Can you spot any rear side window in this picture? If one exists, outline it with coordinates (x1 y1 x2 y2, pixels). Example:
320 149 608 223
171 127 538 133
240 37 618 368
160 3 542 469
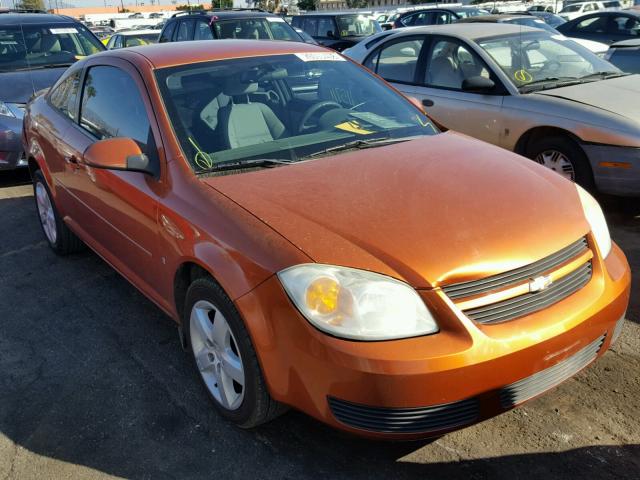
317 18 336 38
195 20 213 40
49 70 82 120
79 66 155 159
369 38 424 84
609 16 640 35
176 20 196 41
159 21 176 42
301 17 318 36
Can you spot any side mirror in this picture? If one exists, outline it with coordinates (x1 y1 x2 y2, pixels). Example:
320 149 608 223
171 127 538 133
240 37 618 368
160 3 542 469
83 137 155 175
461 76 496 93
406 95 426 113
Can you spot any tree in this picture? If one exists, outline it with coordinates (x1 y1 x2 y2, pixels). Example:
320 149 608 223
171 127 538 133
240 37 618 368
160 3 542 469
296 0 316 10
15 0 45 10
210 0 233 8
345 0 367 7
176 3 205 10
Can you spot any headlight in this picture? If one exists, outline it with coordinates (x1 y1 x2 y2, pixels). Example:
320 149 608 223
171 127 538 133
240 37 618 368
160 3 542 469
576 184 611 258
0 101 15 118
278 264 438 341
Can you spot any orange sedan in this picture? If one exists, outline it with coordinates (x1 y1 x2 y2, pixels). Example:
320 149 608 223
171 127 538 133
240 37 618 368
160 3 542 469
23 40 630 439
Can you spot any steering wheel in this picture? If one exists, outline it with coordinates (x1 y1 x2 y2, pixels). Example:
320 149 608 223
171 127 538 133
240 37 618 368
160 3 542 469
299 101 343 133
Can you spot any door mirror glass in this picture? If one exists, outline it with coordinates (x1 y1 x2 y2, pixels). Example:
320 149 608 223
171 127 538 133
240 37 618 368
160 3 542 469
461 76 496 93
83 137 153 175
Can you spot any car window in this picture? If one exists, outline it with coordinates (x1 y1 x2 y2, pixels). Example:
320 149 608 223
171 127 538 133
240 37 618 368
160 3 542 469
336 15 379 36
176 19 195 41
574 15 607 32
301 18 318 36
434 12 451 25
317 18 336 38
105 35 116 49
403 12 433 26
49 70 81 120
80 66 156 160
195 20 214 40
369 37 424 84
213 18 299 41
609 16 640 36
124 33 159 47
608 48 640 72
425 39 491 90
114 35 123 48
159 21 176 42
561 4 582 12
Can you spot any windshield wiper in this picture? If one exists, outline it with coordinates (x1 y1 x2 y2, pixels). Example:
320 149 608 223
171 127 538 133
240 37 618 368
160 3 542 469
518 77 582 93
578 71 630 81
198 158 295 174
306 136 421 158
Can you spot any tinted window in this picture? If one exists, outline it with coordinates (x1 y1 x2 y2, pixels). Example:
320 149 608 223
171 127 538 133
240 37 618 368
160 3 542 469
80 66 154 158
159 21 176 42
317 18 336 38
574 16 608 32
302 18 318 36
176 19 195 41
195 20 213 40
372 38 424 84
213 18 298 41
49 70 81 120
425 39 491 90
609 16 640 36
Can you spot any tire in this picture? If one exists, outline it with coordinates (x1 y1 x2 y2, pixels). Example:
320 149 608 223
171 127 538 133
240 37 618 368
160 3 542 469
184 277 286 428
33 170 84 255
526 135 594 190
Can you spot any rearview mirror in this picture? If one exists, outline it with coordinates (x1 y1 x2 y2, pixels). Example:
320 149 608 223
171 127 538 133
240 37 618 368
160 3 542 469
83 137 155 175
461 76 496 93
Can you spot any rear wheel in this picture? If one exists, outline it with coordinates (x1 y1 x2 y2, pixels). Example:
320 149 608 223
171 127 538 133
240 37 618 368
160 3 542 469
527 136 594 189
33 170 84 255
184 277 286 428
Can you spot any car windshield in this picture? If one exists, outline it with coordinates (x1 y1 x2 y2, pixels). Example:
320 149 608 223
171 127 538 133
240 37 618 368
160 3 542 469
560 4 582 13
156 53 438 173
0 23 103 71
212 17 299 41
507 18 557 33
477 31 621 92
455 9 488 18
336 15 379 37
124 33 159 46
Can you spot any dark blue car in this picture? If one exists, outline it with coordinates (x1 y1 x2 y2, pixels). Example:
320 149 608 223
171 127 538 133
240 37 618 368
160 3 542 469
0 12 104 170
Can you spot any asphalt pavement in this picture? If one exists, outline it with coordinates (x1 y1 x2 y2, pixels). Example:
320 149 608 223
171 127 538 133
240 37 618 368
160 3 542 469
0 169 638 480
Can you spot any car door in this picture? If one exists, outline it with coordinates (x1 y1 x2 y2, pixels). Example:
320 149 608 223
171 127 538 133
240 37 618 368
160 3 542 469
60 58 166 291
606 14 640 43
408 36 504 145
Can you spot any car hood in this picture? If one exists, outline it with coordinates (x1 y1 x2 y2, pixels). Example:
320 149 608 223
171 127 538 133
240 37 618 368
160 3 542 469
0 67 68 103
202 132 589 289
535 75 640 121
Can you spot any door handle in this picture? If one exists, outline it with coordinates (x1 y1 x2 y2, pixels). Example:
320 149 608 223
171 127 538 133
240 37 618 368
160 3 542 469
422 98 435 107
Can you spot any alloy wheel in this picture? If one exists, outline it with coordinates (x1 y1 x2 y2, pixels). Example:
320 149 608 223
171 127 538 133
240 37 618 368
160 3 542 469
190 300 245 411
534 149 575 181
35 182 57 244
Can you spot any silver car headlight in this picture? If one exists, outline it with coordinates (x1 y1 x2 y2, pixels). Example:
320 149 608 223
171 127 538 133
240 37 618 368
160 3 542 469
576 184 611 258
0 101 16 118
278 264 438 341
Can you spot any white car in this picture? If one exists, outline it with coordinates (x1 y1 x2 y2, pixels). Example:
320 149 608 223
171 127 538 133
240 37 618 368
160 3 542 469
105 29 161 49
558 1 621 21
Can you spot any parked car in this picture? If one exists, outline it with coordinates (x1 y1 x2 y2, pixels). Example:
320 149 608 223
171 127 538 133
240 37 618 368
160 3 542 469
344 23 640 195
530 11 568 28
528 5 555 13
290 13 381 51
557 10 640 44
458 14 608 55
392 6 488 28
604 38 640 72
0 12 104 171
159 10 306 43
23 39 630 439
105 29 160 49
558 1 621 21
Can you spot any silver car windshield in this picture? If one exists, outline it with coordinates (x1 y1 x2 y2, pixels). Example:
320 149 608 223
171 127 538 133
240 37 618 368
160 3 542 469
477 32 621 92
156 53 438 173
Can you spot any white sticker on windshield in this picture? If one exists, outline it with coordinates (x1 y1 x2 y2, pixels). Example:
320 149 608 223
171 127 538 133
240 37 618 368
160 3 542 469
266 16 286 22
50 28 78 34
294 52 345 62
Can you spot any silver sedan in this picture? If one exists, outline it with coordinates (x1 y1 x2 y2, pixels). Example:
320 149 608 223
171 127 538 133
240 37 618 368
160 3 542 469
344 24 640 196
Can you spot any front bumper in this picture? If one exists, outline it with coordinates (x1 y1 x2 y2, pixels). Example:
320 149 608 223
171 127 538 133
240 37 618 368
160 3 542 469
584 144 640 196
0 114 26 171
235 242 630 440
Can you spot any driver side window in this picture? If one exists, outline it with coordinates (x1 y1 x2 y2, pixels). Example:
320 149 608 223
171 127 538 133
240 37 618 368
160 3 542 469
424 39 491 90
369 37 424 84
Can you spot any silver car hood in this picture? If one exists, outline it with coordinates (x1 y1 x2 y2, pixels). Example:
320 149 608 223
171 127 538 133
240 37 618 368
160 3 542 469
535 75 640 121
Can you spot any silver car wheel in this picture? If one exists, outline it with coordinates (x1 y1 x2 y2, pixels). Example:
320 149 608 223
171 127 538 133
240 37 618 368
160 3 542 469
190 300 245 411
534 149 575 181
35 182 57 244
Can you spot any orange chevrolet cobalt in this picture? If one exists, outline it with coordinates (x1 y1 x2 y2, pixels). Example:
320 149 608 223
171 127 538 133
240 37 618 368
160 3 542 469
23 40 630 439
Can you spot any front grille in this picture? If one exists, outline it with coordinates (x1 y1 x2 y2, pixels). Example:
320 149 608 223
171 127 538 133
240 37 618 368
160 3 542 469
465 261 592 324
328 396 479 434
500 334 605 408
443 237 588 300
443 237 592 325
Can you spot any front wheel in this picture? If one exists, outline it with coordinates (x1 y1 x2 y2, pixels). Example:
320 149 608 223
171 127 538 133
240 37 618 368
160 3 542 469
527 136 594 189
184 278 286 428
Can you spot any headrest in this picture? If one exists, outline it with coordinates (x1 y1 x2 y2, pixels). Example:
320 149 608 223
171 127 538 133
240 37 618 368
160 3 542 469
224 80 258 96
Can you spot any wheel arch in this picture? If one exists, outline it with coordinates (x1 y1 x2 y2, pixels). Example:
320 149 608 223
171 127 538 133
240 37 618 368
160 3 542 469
514 126 584 157
173 260 218 323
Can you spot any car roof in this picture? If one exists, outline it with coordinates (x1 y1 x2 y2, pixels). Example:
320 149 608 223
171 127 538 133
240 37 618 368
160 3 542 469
0 13 77 25
170 10 278 19
107 39 329 69
400 6 483 14
380 23 541 41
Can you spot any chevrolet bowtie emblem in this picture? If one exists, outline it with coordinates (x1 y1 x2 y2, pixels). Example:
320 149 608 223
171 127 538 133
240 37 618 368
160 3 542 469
529 275 553 293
